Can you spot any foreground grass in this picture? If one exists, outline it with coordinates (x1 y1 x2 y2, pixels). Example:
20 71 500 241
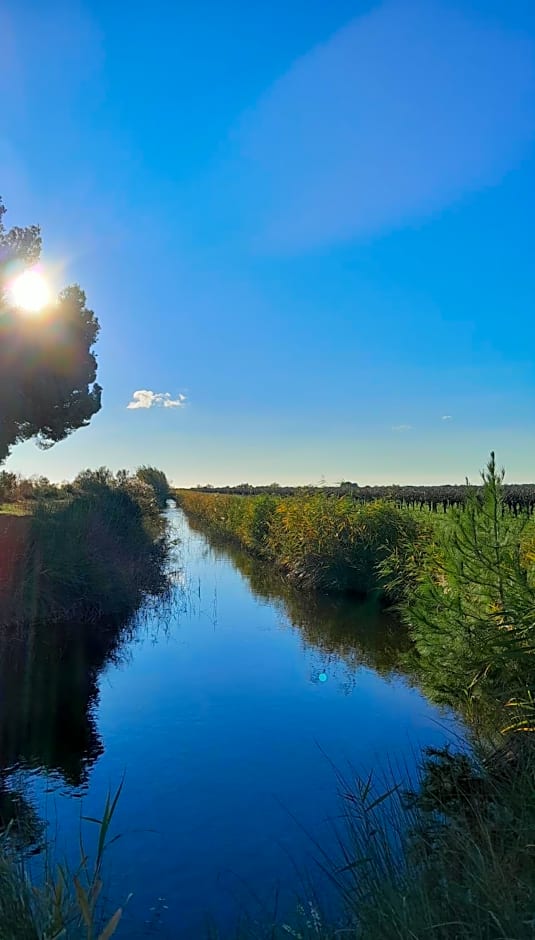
0 787 124 940
237 740 534 940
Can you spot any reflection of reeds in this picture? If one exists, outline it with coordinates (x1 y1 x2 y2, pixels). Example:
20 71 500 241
189 516 411 681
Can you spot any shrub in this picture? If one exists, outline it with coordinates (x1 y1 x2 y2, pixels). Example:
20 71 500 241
2 480 168 626
135 466 171 510
0 471 17 503
267 496 419 595
403 453 535 726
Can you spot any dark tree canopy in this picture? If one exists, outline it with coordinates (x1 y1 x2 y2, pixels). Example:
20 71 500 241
0 199 102 462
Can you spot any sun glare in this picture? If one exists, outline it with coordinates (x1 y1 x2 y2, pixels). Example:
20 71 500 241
9 269 51 314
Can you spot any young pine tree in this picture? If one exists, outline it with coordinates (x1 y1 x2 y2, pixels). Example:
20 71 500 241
406 453 535 727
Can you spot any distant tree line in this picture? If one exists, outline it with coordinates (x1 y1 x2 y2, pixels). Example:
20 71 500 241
189 481 535 515
1 466 171 510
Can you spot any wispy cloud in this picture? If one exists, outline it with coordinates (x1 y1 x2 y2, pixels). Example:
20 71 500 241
392 424 412 432
127 390 187 410
230 0 535 251
441 415 453 421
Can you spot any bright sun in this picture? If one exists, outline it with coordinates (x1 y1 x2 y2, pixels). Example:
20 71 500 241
9 269 51 314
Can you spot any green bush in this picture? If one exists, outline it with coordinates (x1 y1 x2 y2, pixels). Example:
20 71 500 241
401 454 535 727
135 466 171 510
0 471 17 503
1 471 169 627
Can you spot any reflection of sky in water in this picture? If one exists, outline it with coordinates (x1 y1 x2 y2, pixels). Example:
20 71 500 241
2 508 463 938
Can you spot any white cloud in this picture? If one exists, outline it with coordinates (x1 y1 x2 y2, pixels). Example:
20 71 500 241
392 424 412 432
162 394 187 408
127 390 187 410
441 415 453 421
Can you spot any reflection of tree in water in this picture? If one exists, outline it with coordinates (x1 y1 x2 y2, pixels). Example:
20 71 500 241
0 616 126 853
0 785 45 854
190 519 411 684
0 596 174 853
0 618 124 787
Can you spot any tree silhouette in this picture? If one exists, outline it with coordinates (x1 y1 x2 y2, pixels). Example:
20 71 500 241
0 199 101 462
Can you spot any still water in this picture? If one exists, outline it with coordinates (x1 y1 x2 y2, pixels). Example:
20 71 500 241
1 506 460 936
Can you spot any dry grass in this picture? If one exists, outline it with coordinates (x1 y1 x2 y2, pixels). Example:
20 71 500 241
0 502 33 516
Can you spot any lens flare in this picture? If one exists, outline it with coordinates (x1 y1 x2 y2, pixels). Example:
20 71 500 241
9 269 51 314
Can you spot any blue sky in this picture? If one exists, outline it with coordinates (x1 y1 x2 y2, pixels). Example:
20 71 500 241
2 0 534 485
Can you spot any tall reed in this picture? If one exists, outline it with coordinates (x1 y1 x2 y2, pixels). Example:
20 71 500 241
0 785 125 939
177 491 421 598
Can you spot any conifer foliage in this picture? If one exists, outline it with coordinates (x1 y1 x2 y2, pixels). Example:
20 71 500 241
407 453 535 726
0 198 102 462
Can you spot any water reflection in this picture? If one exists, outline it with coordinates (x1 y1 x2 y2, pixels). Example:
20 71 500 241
0 616 148 798
0 515 410 802
189 518 411 680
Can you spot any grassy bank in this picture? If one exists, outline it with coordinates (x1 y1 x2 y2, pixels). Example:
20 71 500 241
0 467 171 626
178 464 535 724
188 481 535 515
176 489 424 598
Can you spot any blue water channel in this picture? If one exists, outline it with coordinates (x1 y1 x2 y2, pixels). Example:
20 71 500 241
2 506 461 937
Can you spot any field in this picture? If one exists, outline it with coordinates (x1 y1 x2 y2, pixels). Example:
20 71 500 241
190 481 535 515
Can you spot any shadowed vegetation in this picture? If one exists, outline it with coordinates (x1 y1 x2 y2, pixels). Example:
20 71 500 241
0 467 171 627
